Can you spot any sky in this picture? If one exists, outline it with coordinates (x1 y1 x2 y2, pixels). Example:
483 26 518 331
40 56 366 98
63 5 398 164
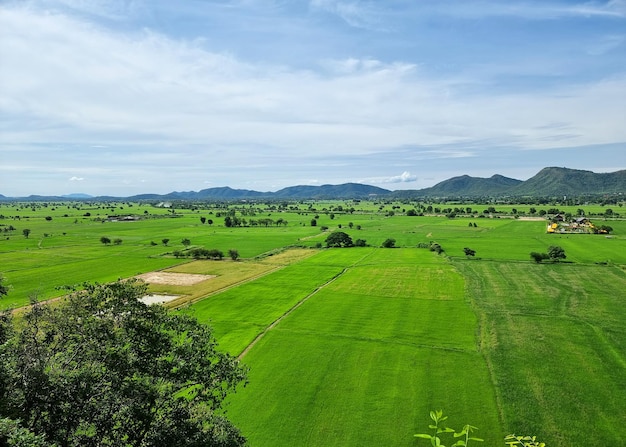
1 0 625 197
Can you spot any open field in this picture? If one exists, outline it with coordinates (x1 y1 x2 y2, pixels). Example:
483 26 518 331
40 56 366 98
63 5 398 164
1 200 625 446
209 248 501 446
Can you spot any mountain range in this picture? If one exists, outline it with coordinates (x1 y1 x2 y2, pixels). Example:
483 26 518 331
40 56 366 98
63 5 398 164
2 167 625 201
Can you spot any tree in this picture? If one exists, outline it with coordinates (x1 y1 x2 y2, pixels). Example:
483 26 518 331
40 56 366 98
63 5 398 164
200 217 206 224
463 247 476 257
381 238 396 248
162 238 170 246
0 280 247 447
100 236 111 245
0 274 9 298
228 249 240 261
530 252 549 263
325 231 353 247
181 238 191 247
22 229 31 238
310 218 317 227
547 245 566 262
354 238 367 247
113 238 122 245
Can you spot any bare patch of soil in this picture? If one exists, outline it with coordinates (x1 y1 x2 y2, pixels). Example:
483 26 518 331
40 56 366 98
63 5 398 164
140 294 181 305
136 271 215 286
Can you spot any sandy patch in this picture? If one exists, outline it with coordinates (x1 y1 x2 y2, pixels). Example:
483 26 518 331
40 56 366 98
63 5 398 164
140 294 181 305
136 271 215 286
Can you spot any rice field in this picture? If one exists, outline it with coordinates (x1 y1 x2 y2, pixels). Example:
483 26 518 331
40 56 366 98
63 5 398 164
1 199 625 446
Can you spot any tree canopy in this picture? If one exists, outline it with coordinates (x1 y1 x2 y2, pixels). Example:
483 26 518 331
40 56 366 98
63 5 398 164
0 280 247 447
325 231 353 247
547 245 566 262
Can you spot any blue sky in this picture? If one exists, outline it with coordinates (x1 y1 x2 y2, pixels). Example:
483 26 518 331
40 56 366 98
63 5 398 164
1 0 625 196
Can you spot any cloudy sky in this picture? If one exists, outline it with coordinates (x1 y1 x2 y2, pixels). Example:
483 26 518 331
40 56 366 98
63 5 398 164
1 0 625 196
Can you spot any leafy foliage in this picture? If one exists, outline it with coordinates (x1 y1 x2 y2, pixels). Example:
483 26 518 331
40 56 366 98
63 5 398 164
547 245 566 262
325 231 353 247
414 410 483 447
463 247 476 257
504 434 546 447
0 280 247 447
0 275 9 298
381 238 396 248
529 252 549 263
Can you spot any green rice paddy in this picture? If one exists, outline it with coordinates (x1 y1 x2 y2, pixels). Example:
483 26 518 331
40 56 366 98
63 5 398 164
1 199 625 446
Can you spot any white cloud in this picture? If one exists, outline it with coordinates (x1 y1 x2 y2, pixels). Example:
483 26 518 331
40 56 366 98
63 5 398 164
1 2 625 196
384 171 418 184
309 0 385 30
69 176 85 181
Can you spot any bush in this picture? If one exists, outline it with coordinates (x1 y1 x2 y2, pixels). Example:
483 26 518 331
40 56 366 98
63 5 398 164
381 238 396 248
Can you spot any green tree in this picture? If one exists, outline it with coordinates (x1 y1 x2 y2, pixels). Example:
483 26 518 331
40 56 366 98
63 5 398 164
381 238 396 248
0 274 9 298
0 280 247 447
162 238 170 246
181 238 191 247
100 236 111 245
354 238 367 247
530 252 549 263
310 218 317 227
325 231 353 247
228 249 240 261
113 238 122 245
22 229 31 238
547 245 566 262
463 247 476 257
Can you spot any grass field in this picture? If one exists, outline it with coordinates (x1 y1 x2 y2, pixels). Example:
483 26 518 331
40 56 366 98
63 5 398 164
1 199 625 446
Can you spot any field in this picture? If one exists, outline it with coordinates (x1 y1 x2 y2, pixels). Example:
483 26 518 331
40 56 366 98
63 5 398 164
1 199 625 446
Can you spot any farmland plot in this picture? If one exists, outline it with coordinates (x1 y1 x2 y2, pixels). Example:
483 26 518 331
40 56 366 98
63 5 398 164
224 248 502 446
454 260 626 447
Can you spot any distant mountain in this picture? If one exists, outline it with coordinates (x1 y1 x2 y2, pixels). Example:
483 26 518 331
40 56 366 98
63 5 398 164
509 167 626 196
62 193 93 199
273 183 390 199
405 174 522 197
128 187 265 201
2 168 624 201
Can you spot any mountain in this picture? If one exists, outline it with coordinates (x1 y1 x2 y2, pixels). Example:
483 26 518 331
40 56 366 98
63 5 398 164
2 168 624 201
62 193 93 199
509 167 626 196
404 174 522 197
273 183 390 199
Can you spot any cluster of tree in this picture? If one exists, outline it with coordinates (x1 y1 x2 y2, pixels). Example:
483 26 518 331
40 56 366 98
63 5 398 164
100 236 123 245
324 232 368 248
185 248 225 260
0 280 247 447
530 245 566 263
417 241 445 254
225 216 288 228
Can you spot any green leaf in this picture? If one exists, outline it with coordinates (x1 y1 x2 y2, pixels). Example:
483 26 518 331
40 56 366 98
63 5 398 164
415 434 433 439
